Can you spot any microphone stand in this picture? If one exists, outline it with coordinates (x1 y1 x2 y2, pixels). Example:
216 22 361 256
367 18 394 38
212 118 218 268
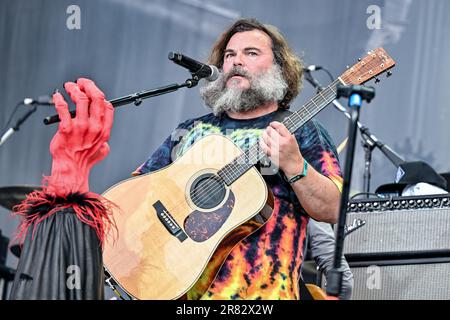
359 125 405 192
326 84 375 298
0 230 15 300
44 76 201 125
0 105 37 148
303 71 405 196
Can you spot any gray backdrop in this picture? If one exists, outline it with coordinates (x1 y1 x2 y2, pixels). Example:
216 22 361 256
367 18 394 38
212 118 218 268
1 0 449 297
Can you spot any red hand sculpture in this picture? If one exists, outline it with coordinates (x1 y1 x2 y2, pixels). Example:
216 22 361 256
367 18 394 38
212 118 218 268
46 78 114 196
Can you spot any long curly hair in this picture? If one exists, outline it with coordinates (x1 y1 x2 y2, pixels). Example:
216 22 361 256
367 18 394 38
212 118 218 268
207 18 303 109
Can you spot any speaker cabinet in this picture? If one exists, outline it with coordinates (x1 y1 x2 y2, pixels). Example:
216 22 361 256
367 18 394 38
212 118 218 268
344 194 450 300
349 261 450 300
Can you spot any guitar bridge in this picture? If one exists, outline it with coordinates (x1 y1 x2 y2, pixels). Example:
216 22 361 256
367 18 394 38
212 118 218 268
153 201 187 242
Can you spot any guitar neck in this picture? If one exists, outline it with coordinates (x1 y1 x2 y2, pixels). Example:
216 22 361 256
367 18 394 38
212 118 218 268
282 78 342 134
217 78 343 186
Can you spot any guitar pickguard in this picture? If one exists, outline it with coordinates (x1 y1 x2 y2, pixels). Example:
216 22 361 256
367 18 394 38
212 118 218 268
184 191 236 242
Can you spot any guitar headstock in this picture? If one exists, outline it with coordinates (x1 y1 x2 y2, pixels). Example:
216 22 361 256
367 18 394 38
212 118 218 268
340 48 395 85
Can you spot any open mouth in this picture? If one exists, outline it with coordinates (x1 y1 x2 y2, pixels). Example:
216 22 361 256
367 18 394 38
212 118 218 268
228 73 247 81
227 68 248 79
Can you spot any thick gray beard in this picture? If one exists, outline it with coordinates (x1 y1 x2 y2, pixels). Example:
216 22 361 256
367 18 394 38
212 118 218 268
200 64 288 116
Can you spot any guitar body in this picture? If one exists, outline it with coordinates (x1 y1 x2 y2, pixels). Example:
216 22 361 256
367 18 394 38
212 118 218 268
305 284 328 300
102 134 271 300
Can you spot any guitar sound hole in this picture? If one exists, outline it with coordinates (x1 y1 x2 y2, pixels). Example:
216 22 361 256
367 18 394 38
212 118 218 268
190 173 226 210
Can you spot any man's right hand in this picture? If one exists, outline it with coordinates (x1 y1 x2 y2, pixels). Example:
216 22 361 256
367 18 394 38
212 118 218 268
46 78 114 196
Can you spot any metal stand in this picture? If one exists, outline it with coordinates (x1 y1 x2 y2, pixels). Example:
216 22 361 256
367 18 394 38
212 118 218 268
326 84 375 297
359 125 406 194
44 77 201 125
0 230 14 300
104 268 132 300
0 266 14 300
362 137 375 195
0 106 37 148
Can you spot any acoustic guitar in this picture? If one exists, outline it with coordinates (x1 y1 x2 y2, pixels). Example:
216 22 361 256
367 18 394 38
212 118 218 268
102 47 395 300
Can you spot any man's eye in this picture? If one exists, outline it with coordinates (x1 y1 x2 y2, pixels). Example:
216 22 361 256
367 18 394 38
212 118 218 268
225 53 234 58
248 52 258 56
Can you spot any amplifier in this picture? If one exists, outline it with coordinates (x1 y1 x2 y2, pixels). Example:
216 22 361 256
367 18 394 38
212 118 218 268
349 262 450 300
343 193 450 299
344 193 450 258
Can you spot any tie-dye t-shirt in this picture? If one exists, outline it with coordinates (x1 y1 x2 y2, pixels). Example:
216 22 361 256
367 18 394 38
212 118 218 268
134 109 343 300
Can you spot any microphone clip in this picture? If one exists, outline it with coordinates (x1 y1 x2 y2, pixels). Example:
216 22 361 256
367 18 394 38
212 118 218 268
303 70 324 93
185 78 199 88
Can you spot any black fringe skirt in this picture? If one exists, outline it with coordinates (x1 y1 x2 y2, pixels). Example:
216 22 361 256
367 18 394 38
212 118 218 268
9 208 104 300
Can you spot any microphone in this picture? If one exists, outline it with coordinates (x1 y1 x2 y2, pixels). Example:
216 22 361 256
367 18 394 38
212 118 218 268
303 65 322 72
22 95 54 106
168 52 219 81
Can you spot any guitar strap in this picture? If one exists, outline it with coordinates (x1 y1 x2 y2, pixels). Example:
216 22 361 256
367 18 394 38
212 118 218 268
271 108 293 123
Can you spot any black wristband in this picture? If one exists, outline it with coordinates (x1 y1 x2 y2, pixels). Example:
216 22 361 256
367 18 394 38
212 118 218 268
285 160 308 184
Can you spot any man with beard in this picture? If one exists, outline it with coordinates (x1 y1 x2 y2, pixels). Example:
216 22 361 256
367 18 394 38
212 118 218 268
134 18 344 300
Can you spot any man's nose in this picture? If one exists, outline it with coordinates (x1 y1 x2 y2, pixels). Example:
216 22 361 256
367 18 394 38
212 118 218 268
232 52 244 66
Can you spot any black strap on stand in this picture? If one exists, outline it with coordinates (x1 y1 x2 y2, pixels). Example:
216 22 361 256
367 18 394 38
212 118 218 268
326 84 375 297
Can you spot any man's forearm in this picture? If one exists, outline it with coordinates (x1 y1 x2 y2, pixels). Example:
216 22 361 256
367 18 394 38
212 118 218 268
288 164 341 223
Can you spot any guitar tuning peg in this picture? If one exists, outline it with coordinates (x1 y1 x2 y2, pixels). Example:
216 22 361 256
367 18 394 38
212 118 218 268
386 71 392 77
358 58 362 62
346 65 350 69
374 77 380 84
